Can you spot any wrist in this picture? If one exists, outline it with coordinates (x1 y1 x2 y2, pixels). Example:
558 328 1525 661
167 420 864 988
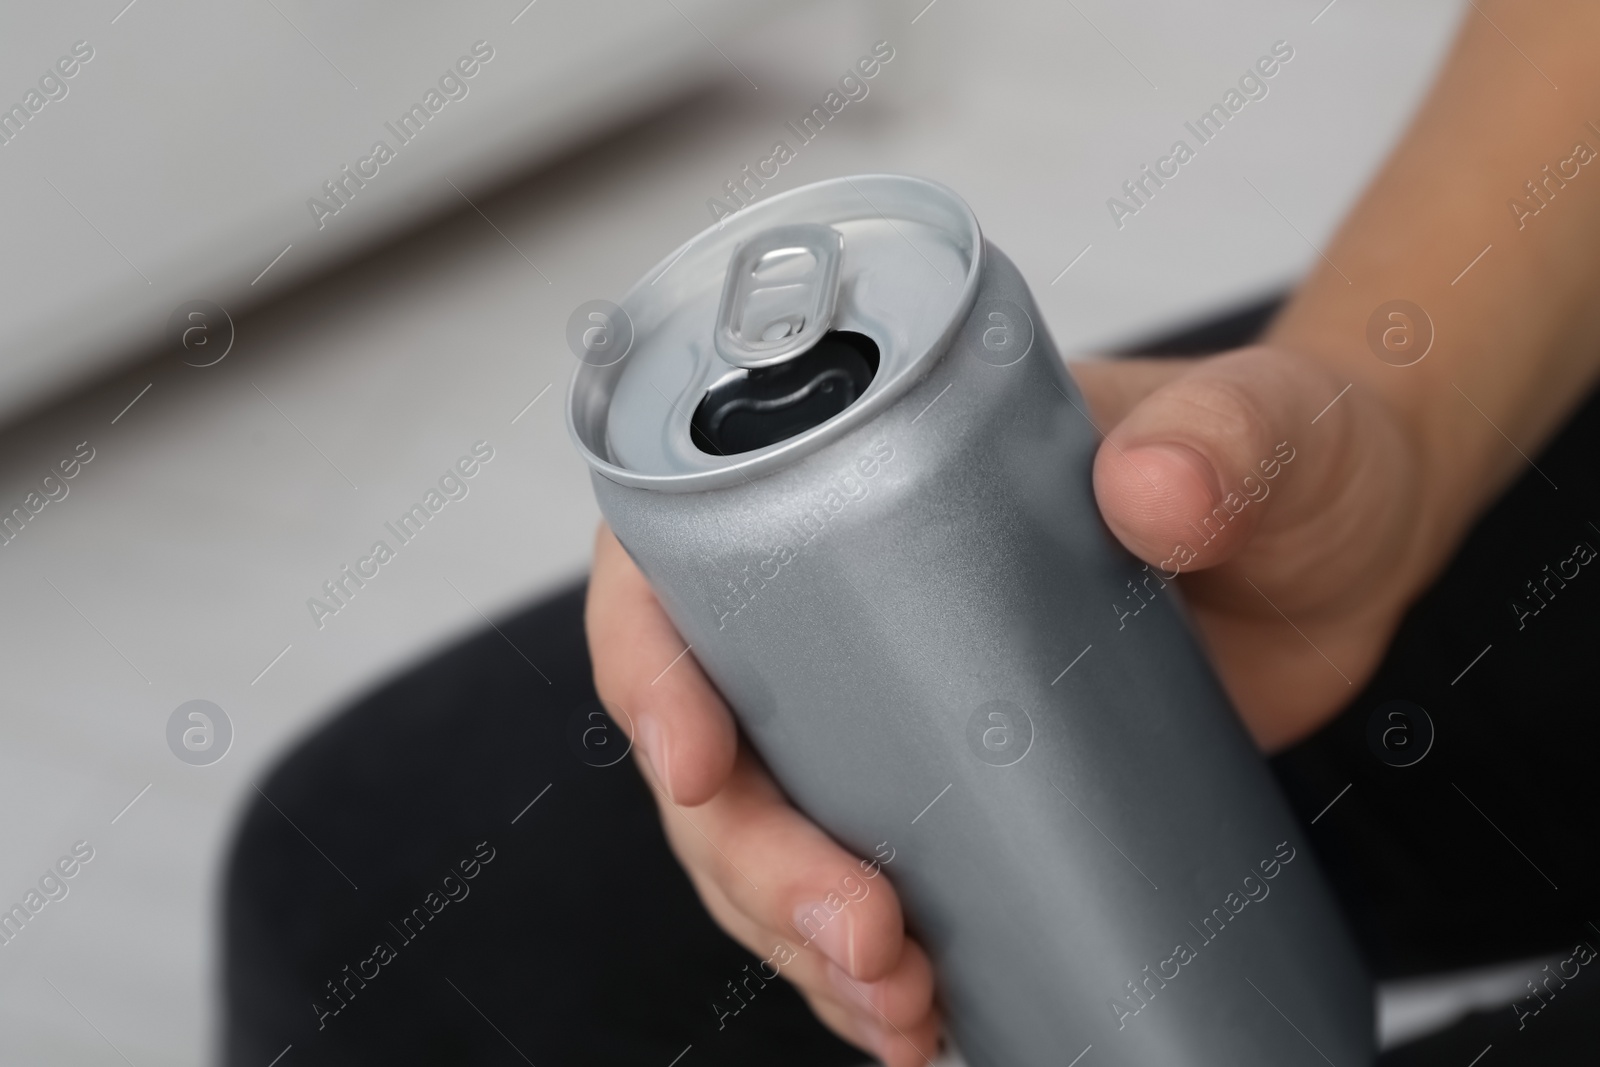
1259 0 1600 581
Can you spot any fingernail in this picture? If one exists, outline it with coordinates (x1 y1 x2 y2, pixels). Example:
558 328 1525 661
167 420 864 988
1124 442 1221 503
635 714 672 801
792 900 854 972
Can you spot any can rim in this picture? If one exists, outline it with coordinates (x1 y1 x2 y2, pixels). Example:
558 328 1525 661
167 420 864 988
566 173 984 492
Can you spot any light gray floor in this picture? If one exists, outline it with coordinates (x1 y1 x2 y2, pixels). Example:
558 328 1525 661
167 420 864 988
0 1 1472 1062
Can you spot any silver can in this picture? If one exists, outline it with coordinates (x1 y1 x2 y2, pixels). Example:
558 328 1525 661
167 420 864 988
567 175 1372 1066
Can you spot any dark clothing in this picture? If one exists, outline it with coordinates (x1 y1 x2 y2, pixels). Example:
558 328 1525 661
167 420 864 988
224 303 1600 1065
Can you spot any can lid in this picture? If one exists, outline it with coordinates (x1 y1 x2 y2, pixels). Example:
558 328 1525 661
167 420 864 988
567 174 983 491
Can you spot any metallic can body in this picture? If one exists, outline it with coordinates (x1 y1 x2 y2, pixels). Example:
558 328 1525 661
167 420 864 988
575 180 1373 1065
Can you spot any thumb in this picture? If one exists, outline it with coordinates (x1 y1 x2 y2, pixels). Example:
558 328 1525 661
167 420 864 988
1090 346 1351 575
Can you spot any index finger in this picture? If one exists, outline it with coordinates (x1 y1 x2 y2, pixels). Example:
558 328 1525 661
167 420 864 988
584 524 738 807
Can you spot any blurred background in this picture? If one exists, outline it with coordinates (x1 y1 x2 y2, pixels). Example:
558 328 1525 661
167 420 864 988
0 0 1489 1062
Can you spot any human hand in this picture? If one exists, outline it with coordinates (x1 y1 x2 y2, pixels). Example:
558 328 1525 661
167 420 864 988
586 525 941 1066
584 340 1439 1062
1078 342 1436 750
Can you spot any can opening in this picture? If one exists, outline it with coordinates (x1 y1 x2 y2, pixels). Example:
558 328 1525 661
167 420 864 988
690 331 879 456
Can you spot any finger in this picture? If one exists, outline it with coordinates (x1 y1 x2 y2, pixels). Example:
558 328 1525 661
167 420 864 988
655 766 940 1064
805 943 942 1067
677 848 937 1032
1068 356 1194 428
1089 346 1358 575
808 988 942 1067
584 524 737 806
657 746 910 984
692 883 942 1058
823 937 938 1035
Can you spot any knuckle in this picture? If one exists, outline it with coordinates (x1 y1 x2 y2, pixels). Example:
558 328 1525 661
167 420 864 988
1171 373 1271 443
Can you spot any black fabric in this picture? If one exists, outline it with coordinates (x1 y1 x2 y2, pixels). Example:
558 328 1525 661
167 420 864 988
223 300 1600 1065
222 585 862 1066
1380 972 1600 1067
1270 383 1600 977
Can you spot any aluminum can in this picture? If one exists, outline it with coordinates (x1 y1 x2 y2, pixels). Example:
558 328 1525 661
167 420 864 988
567 174 1372 1066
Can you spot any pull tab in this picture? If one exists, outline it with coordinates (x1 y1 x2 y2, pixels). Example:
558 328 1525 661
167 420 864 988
713 223 844 369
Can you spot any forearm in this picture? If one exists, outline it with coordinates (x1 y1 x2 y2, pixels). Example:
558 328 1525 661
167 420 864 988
1268 0 1600 562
